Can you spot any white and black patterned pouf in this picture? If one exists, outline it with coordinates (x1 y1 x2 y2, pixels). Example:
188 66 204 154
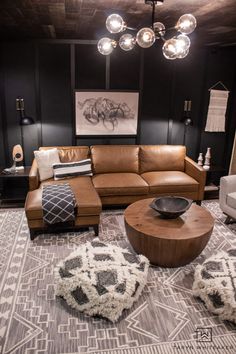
54 239 149 322
193 249 236 324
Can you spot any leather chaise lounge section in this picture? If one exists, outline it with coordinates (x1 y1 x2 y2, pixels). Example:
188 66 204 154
25 146 102 240
25 145 206 239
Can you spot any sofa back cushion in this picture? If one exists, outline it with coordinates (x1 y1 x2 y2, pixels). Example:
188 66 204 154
40 146 90 162
91 145 139 174
140 145 186 173
34 148 60 181
53 159 93 180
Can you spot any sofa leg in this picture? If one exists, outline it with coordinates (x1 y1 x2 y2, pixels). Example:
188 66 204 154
225 216 234 224
29 229 36 241
196 201 202 206
93 225 99 236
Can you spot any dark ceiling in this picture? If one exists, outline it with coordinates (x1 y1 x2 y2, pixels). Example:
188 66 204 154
0 0 236 46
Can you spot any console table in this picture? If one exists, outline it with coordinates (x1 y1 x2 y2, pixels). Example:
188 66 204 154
0 167 31 208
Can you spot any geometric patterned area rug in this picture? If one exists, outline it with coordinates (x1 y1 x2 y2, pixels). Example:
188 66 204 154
0 200 236 354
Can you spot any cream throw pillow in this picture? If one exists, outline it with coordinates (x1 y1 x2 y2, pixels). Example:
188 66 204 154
34 148 60 181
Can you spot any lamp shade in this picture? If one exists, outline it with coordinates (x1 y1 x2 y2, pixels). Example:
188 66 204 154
20 116 35 125
183 117 193 126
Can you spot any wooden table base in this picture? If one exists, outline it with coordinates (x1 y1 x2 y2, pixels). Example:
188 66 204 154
124 199 214 268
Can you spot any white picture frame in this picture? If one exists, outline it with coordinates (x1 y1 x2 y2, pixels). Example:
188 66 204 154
75 90 139 136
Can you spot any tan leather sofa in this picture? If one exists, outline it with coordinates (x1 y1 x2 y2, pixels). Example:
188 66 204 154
25 145 206 239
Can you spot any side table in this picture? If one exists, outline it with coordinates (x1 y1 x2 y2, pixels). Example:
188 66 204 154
0 167 31 208
204 165 226 199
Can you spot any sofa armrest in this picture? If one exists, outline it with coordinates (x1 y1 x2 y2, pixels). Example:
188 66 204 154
184 156 206 200
219 175 236 208
29 159 40 191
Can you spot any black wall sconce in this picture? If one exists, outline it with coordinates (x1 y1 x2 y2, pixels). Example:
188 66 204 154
16 97 35 165
181 99 193 145
16 97 34 125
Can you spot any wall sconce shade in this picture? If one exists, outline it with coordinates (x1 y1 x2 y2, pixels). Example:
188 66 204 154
182 99 192 145
182 99 193 125
16 97 35 125
183 117 193 126
16 96 35 166
20 116 35 125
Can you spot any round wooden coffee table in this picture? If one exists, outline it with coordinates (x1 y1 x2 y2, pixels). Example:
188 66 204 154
124 198 214 267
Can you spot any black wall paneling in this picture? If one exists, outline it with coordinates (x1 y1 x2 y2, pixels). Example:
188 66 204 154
2 42 38 166
75 44 106 89
70 44 76 145
109 46 141 145
225 73 236 170
199 47 236 169
171 47 207 158
140 44 172 145
106 55 110 90
75 43 107 146
39 43 72 147
0 60 7 166
110 47 140 90
0 107 6 167
136 49 144 145
34 43 42 148
0 40 236 173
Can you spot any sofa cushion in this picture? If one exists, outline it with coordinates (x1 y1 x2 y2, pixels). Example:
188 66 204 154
227 192 236 209
91 145 139 174
141 171 198 193
53 159 93 180
140 145 186 174
92 173 149 196
25 177 101 220
39 146 90 163
34 148 60 181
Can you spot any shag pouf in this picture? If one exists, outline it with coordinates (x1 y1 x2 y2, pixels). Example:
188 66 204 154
55 239 149 322
192 249 236 324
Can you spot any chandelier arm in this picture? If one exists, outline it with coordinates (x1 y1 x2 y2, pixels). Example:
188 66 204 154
154 26 178 40
165 26 178 31
126 26 137 31
151 1 156 28
158 35 166 42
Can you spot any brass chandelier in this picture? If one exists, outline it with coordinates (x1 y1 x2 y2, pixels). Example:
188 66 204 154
97 0 197 60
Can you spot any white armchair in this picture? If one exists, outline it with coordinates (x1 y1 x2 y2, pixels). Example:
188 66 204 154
219 175 236 223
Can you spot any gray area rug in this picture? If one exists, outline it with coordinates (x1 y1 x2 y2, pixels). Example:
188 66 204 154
0 201 236 354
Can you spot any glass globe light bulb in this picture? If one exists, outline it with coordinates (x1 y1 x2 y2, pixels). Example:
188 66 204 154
162 38 179 60
177 47 189 59
106 14 126 33
136 27 155 48
174 36 190 58
153 22 165 39
177 34 191 50
119 34 136 51
176 14 197 35
97 37 116 55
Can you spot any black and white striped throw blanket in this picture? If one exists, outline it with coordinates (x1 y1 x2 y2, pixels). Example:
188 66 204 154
42 184 76 225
